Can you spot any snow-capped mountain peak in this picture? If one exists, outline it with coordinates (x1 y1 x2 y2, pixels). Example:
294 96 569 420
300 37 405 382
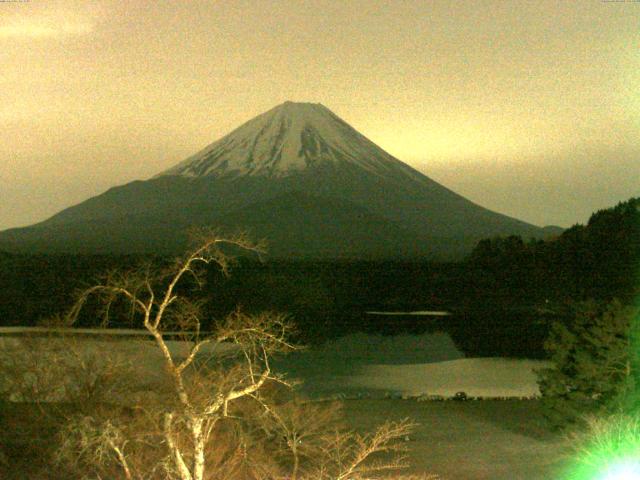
0 101 546 258
157 101 418 179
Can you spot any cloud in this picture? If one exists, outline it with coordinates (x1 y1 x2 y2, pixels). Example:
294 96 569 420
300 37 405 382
0 18 94 38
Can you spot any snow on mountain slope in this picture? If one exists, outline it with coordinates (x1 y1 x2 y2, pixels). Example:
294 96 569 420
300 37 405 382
157 101 424 182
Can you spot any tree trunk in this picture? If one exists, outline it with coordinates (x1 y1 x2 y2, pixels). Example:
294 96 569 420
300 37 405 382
164 413 193 480
191 416 206 480
291 442 299 480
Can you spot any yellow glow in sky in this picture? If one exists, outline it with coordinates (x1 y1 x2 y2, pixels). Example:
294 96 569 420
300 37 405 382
1 0 639 230
0 20 93 38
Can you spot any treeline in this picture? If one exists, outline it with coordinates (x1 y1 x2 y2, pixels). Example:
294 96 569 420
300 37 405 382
0 252 464 335
468 197 640 304
453 197 639 358
0 253 156 328
0 197 637 358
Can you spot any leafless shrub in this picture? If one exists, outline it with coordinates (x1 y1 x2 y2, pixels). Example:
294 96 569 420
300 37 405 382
307 418 439 480
0 331 140 412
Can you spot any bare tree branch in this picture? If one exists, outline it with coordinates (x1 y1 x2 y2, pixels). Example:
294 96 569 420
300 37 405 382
11 231 435 480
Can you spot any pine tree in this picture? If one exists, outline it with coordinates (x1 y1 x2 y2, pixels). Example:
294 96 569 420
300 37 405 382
537 299 640 428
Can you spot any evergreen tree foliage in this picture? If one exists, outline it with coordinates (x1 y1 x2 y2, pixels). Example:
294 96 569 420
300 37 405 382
537 299 640 428
468 196 640 302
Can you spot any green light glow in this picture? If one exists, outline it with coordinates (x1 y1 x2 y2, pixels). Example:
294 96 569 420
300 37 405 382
566 452 640 480
561 386 640 479
601 460 640 480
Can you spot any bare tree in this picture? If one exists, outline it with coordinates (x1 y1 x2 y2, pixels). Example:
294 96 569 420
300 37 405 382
256 398 439 480
18 231 439 480
57 232 297 480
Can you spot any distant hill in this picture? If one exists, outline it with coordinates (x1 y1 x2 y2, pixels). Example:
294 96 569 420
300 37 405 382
0 102 547 259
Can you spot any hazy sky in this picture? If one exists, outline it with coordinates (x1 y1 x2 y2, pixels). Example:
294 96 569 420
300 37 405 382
1 0 638 230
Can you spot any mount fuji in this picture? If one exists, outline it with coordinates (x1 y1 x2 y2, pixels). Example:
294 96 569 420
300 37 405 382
0 102 547 259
